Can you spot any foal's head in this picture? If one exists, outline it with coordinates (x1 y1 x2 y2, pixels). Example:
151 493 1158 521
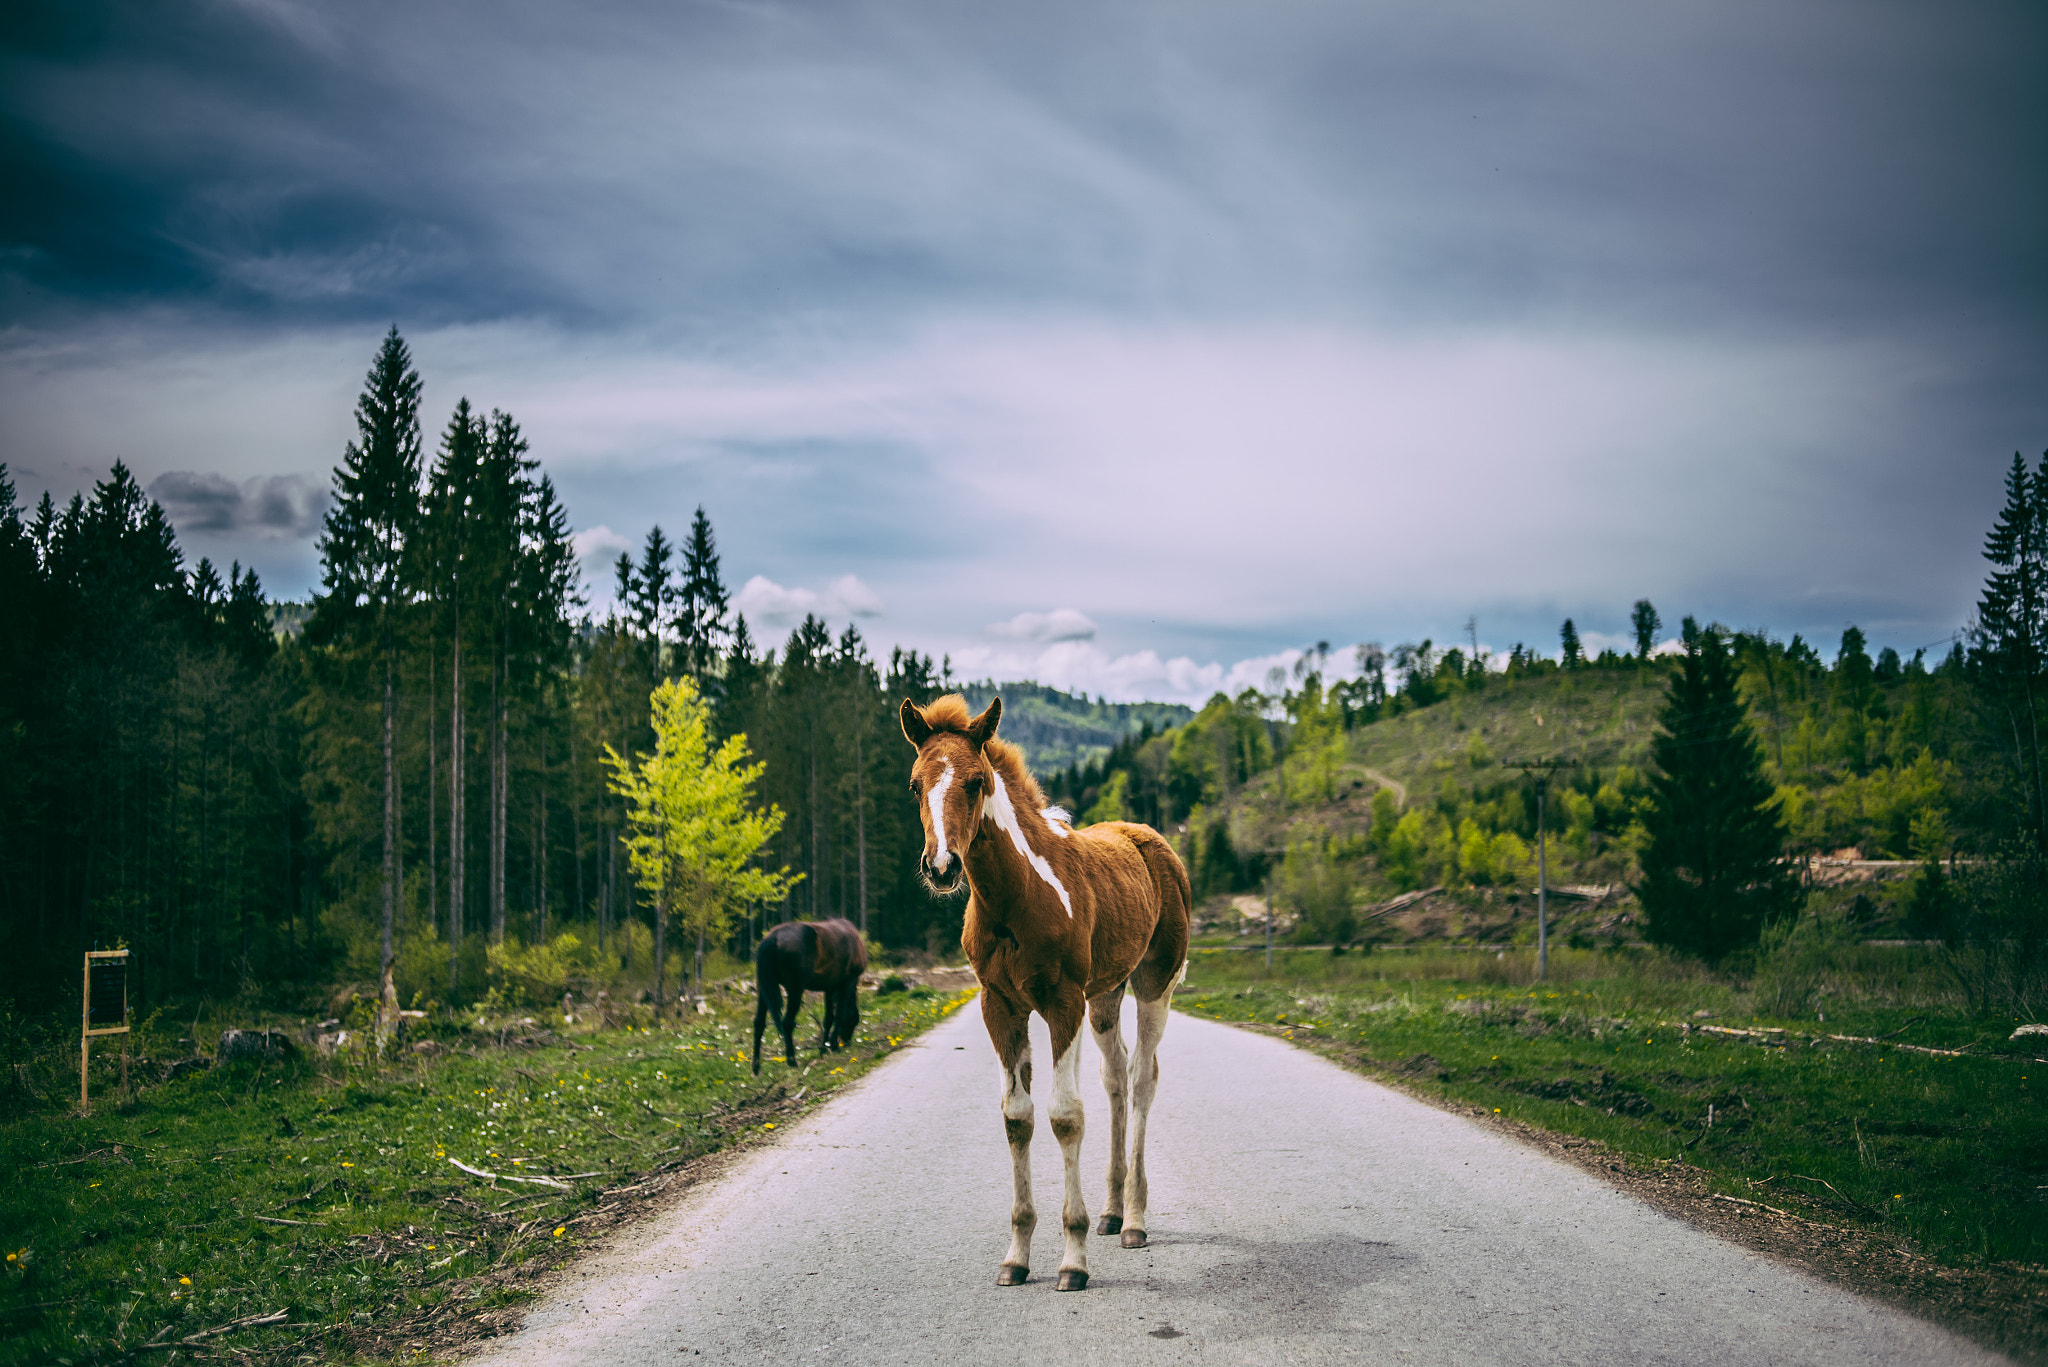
899 694 1003 896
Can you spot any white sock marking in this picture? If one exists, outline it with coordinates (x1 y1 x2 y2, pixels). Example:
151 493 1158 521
989 773 1072 916
926 762 955 871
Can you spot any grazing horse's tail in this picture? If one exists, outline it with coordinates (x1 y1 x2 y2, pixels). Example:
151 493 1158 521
752 940 782 1076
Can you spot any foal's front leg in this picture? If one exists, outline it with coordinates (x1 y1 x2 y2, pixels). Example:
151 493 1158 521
983 989 1035 1286
1045 989 1092 1291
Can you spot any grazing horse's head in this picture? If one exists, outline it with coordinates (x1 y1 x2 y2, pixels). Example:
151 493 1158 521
900 694 1003 896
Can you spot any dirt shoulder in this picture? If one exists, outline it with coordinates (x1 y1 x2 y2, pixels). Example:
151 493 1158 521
1226 1019 2048 1365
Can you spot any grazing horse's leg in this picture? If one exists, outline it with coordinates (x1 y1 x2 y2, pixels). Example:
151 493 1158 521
1087 983 1130 1236
983 988 1035 1286
1045 986 1092 1291
779 985 804 1067
836 981 861 1050
752 976 778 1076
818 985 838 1057
1120 989 1171 1249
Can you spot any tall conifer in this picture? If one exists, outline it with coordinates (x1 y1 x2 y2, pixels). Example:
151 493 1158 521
1637 626 1803 961
312 328 422 1037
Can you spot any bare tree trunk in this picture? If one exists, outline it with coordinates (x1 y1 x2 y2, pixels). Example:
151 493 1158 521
653 885 666 1017
570 723 585 933
428 644 438 940
536 786 549 943
492 651 507 944
855 729 868 935
379 647 399 1048
450 626 465 992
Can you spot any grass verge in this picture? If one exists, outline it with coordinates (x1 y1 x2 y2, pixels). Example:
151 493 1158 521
1 983 976 1366
1176 946 2047 1353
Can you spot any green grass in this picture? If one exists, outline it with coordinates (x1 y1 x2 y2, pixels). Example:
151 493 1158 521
1178 947 2046 1270
0 985 975 1365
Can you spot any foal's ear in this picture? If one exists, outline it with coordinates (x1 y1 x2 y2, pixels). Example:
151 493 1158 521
900 698 933 748
966 696 1002 748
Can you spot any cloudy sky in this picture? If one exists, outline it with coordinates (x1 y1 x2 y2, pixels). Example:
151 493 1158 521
4 0 2044 701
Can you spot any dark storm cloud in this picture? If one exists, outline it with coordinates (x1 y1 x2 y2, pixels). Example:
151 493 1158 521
4 0 2043 341
148 470 327 539
4 0 2047 696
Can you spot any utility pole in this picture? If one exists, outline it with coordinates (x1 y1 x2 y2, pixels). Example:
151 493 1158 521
1265 874 1274 969
1507 760 1572 982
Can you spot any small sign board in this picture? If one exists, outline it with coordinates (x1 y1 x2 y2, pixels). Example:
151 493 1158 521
83 949 130 1037
88 960 127 1028
81 949 131 1111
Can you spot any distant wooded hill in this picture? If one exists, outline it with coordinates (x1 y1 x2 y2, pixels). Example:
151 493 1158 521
956 680 1192 776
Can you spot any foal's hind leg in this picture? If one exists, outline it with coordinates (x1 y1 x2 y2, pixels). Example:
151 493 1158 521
1119 988 1171 1249
1087 983 1130 1236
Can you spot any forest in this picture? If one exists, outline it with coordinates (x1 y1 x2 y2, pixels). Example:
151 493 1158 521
0 330 1111 1022
3 326 2044 1025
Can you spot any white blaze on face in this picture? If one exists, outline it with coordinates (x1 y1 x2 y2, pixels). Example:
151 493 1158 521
989 772 1073 916
926 762 956 872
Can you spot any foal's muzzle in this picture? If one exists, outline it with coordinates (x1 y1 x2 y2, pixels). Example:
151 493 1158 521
921 854 965 894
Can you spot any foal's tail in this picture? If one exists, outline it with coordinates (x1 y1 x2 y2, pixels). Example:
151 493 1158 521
751 946 782 1076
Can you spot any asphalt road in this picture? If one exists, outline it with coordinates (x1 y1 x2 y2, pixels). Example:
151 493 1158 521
463 999 2004 1366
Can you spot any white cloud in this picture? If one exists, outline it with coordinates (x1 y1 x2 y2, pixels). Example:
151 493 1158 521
571 524 632 567
735 573 885 628
987 608 1097 643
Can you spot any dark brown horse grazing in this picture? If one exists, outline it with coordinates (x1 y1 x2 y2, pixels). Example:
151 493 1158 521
902 693 1189 1292
752 917 869 1075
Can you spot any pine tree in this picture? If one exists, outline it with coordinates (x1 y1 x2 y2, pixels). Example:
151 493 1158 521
1637 626 1803 961
1631 600 1661 661
675 506 729 690
426 398 486 986
633 526 674 672
1974 450 2048 845
1560 618 1582 669
311 327 423 1039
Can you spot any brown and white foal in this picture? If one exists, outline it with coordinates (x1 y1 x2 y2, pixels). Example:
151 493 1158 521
902 694 1190 1291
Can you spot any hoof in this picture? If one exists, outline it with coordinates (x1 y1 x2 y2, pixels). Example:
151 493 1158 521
1096 1214 1123 1236
1121 1229 1148 1249
1056 1269 1089 1292
996 1264 1029 1287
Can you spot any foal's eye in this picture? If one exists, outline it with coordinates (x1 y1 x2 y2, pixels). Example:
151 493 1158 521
907 780 921 796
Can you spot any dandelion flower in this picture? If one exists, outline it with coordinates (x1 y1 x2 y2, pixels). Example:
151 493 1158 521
341 1161 354 1168
553 1227 566 1238
179 1277 191 1285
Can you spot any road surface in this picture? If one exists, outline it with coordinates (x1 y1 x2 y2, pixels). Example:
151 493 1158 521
464 999 2003 1366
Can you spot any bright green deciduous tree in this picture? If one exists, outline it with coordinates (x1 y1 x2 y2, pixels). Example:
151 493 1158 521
1637 624 1804 962
605 677 798 1012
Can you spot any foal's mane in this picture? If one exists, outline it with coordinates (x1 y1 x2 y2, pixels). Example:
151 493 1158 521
919 693 1050 813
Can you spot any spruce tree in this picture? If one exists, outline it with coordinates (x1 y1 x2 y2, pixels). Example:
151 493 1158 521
1560 618 1582 668
1637 626 1803 961
675 505 729 690
1974 450 2048 844
312 327 423 1037
1631 599 1661 661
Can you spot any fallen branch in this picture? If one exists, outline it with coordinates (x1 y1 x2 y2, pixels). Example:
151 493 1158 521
1676 1021 1969 1058
1788 1173 1882 1216
134 1308 293 1352
252 1215 317 1226
448 1157 571 1189
1711 1194 1795 1218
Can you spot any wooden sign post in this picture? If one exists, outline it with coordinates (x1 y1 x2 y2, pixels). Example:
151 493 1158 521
81 949 131 1112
